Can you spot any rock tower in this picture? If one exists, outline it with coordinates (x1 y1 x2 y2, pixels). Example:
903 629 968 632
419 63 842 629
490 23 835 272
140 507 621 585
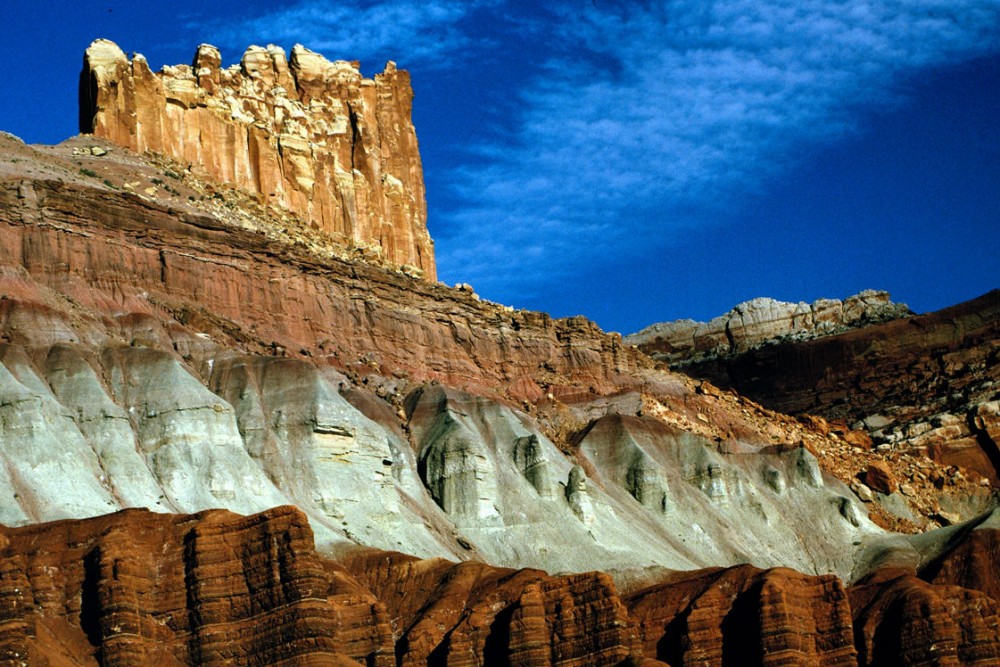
80 39 435 278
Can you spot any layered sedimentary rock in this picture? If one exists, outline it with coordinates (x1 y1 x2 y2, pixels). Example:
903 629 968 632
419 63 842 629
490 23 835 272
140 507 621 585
850 568 1000 666
0 506 379 666
627 565 858 666
0 132 986 573
4 507 997 667
626 290 910 364
634 290 1000 487
3 83 1000 665
80 39 435 278
0 158 642 404
341 551 644 667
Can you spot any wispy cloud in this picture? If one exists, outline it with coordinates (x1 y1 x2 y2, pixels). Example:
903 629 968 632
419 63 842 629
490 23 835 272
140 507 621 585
437 1 1000 298
190 0 495 66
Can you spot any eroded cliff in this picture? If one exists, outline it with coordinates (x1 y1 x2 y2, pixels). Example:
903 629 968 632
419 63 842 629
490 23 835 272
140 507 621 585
80 39 435 278
2 506 997 666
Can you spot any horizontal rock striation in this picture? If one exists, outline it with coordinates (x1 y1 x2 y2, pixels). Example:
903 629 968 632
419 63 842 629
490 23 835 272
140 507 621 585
0 506 374 666
627 290 910 365
850 568 1000 666
5 508 996 666
0 173 644 403
646 290 1000 486
80 39 435 278
627 565 858 667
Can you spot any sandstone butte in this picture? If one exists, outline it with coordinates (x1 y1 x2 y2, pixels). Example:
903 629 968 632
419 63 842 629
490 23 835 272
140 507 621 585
80 39 435 280
0 37 995 665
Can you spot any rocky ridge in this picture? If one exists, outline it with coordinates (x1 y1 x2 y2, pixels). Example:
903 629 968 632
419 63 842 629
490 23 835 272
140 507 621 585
81 39 435 278
1 131 989 582
626 290 912 365
631 290 1000 528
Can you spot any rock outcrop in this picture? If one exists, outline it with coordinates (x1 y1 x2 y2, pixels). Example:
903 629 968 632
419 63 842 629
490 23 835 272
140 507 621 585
2 41 999 665
633 290 1000 489
3 507 998 667
0 142 645 404
850 568 1000 666
0 506 379 666
80 39 435 278
627 290 911 365
627 565 859 666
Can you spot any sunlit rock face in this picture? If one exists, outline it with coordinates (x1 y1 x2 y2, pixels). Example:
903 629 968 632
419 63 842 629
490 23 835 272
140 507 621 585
627 290 911 364
80 39 435 279
5 506 997 667
3 81 999 663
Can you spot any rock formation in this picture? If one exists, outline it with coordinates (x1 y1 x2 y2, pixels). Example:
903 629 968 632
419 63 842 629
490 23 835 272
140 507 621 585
626 290 911 365
631 290 1000 490
80 39 435 278
1 134 918 581
0 37 996 665
2 506 997 666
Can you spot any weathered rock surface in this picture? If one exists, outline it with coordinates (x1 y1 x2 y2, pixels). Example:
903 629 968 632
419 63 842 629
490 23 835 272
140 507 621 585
4 507 997 667
627 290 911 364
0 506 377 666
341 550 645 667
627 565 858 666
2 48 999 666
1 132 986 570
632 289 1000 523
920 508 1000 604
81 39 435 278
0 151 645 403
850 568 1000 666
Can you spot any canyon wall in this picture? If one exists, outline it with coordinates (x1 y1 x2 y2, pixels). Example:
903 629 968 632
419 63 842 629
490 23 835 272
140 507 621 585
80 39 435 278
0 134 992 578
2 506 997 667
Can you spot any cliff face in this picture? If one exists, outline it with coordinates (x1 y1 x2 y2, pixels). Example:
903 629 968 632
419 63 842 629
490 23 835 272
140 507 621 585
3 507 997 667
634 290 1000 488
80 39 435 279
8 133 989 581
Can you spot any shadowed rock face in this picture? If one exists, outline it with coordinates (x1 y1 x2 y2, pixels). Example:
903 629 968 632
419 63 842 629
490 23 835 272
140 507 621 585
80 39 435 279
632 290 1000 486
2 507 997 667
850 568 1000 666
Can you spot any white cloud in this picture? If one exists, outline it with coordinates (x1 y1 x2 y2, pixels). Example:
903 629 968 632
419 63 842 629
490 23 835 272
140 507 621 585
191 0 495 67
436 1 1000 298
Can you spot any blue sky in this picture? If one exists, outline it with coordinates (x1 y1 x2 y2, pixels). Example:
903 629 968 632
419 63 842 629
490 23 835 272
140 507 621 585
2 1 998 333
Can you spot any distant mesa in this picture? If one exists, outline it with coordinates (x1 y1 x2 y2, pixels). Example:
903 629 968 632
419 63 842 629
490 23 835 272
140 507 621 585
79 38 436 279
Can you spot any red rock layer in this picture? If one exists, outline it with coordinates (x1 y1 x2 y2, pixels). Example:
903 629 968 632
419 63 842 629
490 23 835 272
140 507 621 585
3 508 999 666
0 178 646 402
849 568 1000 666
626 565 858 667
339 551 644 667
920 527 1000 603
0 506 377 666
80 39 435 279
659 290 1000 483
